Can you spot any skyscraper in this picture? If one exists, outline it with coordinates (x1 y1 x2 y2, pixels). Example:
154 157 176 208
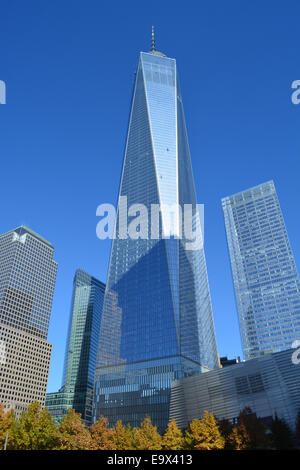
93 34 219 430
222 181 300 360
0 226 57 416
46 269 105 424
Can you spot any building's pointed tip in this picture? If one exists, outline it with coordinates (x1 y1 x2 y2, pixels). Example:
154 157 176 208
151 25 155 52
147 26 166 57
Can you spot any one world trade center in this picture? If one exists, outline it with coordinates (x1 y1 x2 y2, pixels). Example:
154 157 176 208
94 31 219 430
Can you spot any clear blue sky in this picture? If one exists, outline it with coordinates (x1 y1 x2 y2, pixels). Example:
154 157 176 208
1 0 299 392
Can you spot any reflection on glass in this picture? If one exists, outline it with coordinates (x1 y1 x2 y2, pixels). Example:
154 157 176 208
94 50 219 431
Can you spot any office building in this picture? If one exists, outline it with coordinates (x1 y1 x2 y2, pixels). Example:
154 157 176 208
93 33 219 431
0 226 57 416
46 269 105 424
220 356 240 368
222 181 300 360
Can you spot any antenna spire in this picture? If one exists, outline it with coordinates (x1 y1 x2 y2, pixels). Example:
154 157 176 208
149 26 166 57
151 26 155 52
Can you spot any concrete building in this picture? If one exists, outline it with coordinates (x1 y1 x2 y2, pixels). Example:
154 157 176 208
0 226 57 416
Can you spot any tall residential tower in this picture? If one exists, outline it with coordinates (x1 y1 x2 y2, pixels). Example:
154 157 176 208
222 181 300 360
0 226 57 416
93 34 219 430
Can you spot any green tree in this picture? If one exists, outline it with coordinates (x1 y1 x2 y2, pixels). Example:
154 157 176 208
229 408 269 450
8 402 58 450
90 416 115 450
133 417 162 450
162 420 184 450
270 414 294 450
0 403 14 449
184 411 225 450
56 408 93 450
113 420 134 450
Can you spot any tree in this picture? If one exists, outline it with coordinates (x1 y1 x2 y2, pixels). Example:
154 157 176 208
56 408 93 450
218 418 234 450
229 408 269 450
184 411 225 450
295 410 300 448
113 420 134 450
228 422 251 450
162 420 184 450
90 416 115 450
8 402 58 450
0 403 14 449
133 417 162 450
270 414 294 450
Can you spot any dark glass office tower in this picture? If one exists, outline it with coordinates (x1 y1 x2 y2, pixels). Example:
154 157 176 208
93 38 219 431
222 181 300 360
46 269 105 424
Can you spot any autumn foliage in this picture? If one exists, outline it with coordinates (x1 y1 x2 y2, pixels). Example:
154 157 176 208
0 402 298 450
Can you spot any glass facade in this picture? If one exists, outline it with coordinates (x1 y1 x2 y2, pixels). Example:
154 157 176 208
46 269 105 424
44 390 73 424
222 181 300 360
0 226 57 415
94 49 219 431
